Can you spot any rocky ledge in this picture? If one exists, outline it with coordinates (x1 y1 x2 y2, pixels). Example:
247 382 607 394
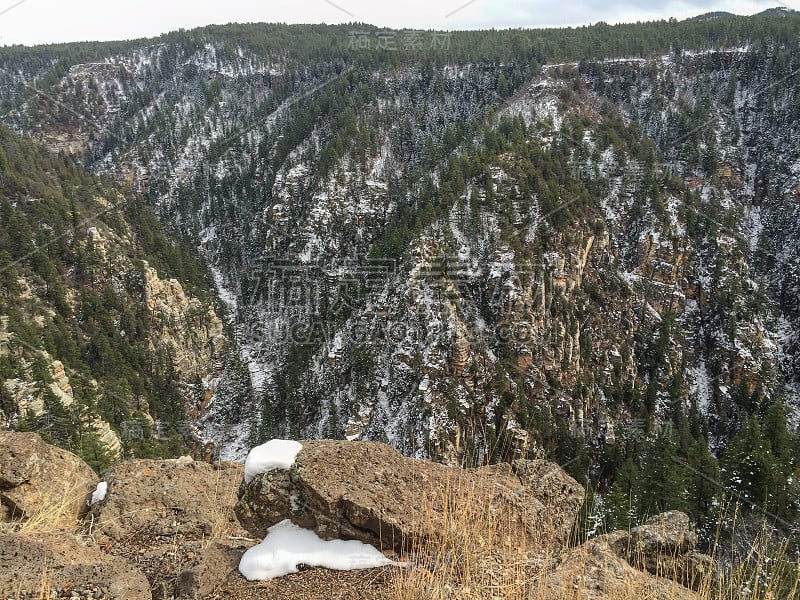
0 433 714 599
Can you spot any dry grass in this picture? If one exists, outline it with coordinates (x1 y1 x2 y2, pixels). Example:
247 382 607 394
390 477 800 600
36 556 51 600
201 462 242 547
708 503 800 600
14 481 90 534
391 469 559 600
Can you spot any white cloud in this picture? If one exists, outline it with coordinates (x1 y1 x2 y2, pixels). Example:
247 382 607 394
0 0 784 46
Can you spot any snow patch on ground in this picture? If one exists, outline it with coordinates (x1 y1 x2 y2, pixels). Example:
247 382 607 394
239 519 401 581
240 343 271 395
89 481 107 506
244 439 303 484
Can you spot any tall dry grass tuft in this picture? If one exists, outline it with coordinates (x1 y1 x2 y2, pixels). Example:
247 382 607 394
391 468 562 600
390 473 800 600
200 462 241 548
708 501 800 600
14 481 90 534
36 556 51 600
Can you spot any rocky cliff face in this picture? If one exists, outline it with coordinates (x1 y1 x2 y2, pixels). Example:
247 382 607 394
3 355 123 458
142 260 224 382
3 30 787 466
2 20 799 495
0 125 227 463
1 225 224 456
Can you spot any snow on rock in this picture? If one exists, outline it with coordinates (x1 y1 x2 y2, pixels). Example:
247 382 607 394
243 439 303 484
89 481 107 506
238 519 400 581
690 361 714 414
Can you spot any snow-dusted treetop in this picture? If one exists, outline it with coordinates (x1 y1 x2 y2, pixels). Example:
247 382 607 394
243 439 303 484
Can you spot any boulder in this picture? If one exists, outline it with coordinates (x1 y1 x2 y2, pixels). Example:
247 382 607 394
0 431 98 528
86 457 247 598
235 440 584 553
627 511 698 557
606 511 713 590
174 541 244 599
481 459 588 542
543 535 702 600
0 531 151 600
88 456 243 543
542 512 713 598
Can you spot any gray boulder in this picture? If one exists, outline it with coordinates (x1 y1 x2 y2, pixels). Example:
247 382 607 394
0 531 151 600
606 511 713 590
88 456 243 542
235 440 584 554
0 431 98 528
543 533 703 600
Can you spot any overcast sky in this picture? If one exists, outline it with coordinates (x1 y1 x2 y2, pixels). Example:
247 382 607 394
0 0 790 46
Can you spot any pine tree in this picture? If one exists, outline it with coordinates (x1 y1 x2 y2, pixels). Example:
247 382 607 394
721 416 786 517
635 430 689 517
74 430 115 476
686 436 719 526
602 457 639 531
0 250 20 302
762 401 793 472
